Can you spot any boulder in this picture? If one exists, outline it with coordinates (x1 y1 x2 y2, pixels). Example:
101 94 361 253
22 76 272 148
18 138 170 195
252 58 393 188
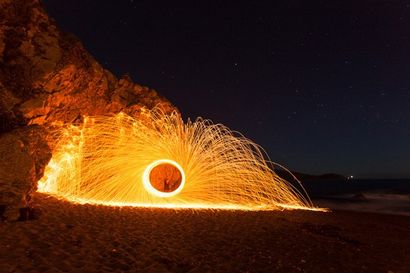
0 126 51 220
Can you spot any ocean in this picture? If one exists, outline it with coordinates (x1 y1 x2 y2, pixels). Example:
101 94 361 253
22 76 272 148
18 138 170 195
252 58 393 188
302 179 410 216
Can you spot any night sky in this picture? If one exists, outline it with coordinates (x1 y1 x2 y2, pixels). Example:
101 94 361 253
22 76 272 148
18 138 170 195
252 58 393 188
42 1 410 178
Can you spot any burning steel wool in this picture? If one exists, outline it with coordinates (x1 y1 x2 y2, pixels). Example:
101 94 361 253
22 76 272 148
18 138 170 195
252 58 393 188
38 109 323 211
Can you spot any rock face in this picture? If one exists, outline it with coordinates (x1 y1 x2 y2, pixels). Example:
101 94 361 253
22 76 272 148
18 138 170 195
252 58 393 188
0 0 174 129
0 126 51 220
0 0 176 220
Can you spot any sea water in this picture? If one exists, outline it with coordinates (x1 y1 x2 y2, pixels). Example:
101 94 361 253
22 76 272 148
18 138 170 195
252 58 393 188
303 179 410 216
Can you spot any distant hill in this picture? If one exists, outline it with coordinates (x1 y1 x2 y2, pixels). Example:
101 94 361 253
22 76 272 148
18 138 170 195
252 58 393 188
275 169 347 182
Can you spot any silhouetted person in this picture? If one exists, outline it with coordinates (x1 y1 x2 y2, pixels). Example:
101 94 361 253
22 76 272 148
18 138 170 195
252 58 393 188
164 178 170 191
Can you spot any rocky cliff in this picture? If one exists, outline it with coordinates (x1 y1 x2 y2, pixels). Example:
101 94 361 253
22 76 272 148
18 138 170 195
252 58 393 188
0 0 176 220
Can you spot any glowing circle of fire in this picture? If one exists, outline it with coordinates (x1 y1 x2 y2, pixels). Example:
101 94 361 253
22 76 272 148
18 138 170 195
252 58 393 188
38 108 325 211
142 159 185 198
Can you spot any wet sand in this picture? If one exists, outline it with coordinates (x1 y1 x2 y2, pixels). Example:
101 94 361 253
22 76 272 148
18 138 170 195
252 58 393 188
1 192 409 273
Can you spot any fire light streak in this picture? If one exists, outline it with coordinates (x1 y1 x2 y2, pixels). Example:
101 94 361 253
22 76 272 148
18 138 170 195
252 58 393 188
142 159 185 198
38 108 325 211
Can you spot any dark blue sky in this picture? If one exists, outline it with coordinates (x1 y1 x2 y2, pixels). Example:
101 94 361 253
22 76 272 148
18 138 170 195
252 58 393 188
43 1 410 178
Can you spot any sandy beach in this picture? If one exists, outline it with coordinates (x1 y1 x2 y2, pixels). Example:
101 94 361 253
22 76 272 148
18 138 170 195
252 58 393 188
1 192 409 273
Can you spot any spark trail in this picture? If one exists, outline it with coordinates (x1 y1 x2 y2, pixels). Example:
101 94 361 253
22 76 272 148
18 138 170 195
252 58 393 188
38 108 323 211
